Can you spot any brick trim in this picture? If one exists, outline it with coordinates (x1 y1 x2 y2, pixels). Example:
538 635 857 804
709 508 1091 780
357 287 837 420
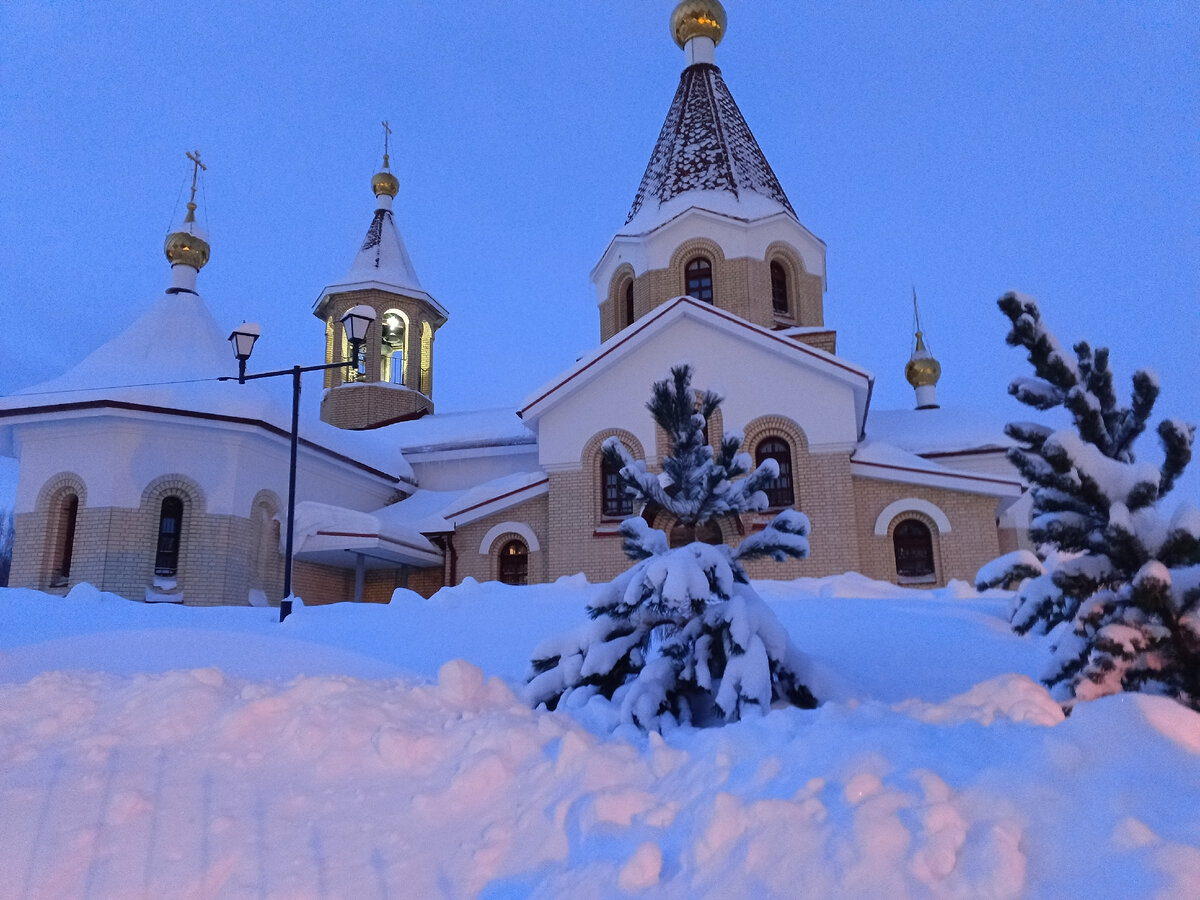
582 428 646 525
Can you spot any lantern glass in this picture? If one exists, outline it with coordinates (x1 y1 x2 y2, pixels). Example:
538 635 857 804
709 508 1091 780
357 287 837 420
341 305 376 343
228 322 262 361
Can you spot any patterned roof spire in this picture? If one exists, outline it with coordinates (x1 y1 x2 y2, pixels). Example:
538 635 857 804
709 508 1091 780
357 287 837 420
625 5 795 226
329 139 422 295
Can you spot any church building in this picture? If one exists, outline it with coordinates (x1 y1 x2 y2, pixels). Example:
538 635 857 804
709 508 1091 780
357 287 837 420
0 2 1025 607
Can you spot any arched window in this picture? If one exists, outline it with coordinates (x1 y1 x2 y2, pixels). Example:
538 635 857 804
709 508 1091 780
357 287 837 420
755 437 795 508
498 539 529 585
685 257 714 303
894 519 935 581
623 281 635 327
601 454 633 519
155 496 184 577
381 310 406 385
249 497 280 595
51 494 79 587
770 261 789 315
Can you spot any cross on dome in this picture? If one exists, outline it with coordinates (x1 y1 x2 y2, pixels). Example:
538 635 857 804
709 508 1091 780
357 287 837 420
373 120 400 199
164 150 211 291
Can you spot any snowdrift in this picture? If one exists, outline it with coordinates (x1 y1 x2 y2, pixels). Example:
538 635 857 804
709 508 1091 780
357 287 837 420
1 577 1198 897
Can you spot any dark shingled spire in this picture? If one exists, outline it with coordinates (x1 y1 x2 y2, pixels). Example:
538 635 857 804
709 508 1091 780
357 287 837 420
626 63 795 225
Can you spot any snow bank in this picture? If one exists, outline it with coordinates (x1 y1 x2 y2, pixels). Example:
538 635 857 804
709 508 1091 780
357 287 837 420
1 578 1199 896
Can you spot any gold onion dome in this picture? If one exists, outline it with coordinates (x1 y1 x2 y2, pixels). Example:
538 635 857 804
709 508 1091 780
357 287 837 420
164 201 211 270
905 332 942 388
671 0 726 49
372 154 399 198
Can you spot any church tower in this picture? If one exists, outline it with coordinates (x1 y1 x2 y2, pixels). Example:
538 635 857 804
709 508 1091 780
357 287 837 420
592 1 832 352
316 137 447 429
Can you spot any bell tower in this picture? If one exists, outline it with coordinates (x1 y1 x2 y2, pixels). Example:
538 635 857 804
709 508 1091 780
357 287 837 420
317 126 447 429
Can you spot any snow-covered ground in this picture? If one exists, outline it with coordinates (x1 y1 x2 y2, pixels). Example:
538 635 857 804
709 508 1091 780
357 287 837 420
1 576 1198 898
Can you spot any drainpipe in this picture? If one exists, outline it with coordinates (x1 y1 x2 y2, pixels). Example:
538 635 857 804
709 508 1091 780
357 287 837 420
431 533 457 590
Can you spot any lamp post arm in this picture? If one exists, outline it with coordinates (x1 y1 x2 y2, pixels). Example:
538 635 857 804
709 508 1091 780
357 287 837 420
218 359 354 383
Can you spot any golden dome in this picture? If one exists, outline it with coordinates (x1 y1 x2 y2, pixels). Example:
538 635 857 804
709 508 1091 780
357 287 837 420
372 168 399 198
905 332 942 388
164 201 210 270
670 0 726 49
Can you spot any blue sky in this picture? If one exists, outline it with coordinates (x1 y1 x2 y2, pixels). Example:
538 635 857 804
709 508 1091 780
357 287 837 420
1 1 1196 492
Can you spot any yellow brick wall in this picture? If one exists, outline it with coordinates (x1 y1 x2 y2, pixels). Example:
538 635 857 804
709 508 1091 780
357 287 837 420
599 239 826 342
852 478 1002 587
321 383 433 430
318 287 442 428
11 471 293 608
452 494 551 585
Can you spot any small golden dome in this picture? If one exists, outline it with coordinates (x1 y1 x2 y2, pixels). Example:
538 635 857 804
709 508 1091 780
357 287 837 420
372 169 399 198
905 332 942 388
164 202 210 270
670 0 726 49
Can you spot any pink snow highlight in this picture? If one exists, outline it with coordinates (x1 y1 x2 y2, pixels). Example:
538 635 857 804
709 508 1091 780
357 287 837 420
1 578 1199 896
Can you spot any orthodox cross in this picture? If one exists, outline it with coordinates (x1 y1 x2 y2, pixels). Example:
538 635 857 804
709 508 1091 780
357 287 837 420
911 285 931 351
185 150 207 206
381 120 392 168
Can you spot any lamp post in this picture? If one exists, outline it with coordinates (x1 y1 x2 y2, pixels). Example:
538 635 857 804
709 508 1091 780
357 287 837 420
224 305 376 622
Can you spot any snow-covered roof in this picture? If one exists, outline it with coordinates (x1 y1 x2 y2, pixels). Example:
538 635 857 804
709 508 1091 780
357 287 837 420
375 470 549 533
380 407 535 455
852 440 1021 497
0 291 413 483
865 406 1014 458
291 500 442 569
334 204 420 294
625 63 795 231
315 198 449 322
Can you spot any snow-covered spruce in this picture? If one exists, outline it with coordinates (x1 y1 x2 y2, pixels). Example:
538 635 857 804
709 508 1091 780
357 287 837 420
526 365 817 729
981 293 1200 710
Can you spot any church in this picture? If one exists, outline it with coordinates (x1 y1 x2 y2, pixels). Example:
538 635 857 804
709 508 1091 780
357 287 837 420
0 2 1025 607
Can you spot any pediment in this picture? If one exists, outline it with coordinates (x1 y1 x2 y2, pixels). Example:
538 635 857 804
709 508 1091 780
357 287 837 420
521 297 873 468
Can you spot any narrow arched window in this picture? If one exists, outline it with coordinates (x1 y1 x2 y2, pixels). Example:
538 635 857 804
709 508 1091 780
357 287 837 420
685 257 714 303
623 281 635 327
771 261 789 315
601 454 633 519
51 494 79 586
755 437 795 508
381 310 406 385
894 519 935 581
155 496 184 577
499 539 528 585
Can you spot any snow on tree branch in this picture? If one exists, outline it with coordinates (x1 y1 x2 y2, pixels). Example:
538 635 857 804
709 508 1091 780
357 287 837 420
527 364 817 729
988 292 1200 712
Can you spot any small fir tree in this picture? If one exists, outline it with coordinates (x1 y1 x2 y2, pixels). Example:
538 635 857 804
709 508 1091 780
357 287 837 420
526 365 817 729
978 292 1200 709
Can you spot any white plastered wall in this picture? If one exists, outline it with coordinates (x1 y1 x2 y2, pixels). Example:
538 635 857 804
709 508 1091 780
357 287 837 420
11 412 398 516
533 316 861 470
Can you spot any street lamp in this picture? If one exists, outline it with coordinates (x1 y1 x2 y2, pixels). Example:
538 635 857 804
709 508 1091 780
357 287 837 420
223 305 377 621
229 322 262 384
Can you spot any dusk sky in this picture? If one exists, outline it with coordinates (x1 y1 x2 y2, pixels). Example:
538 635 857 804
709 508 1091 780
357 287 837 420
2 2 1196 491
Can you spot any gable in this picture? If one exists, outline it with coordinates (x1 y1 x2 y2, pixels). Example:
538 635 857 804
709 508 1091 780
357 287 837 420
522 299 871 469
